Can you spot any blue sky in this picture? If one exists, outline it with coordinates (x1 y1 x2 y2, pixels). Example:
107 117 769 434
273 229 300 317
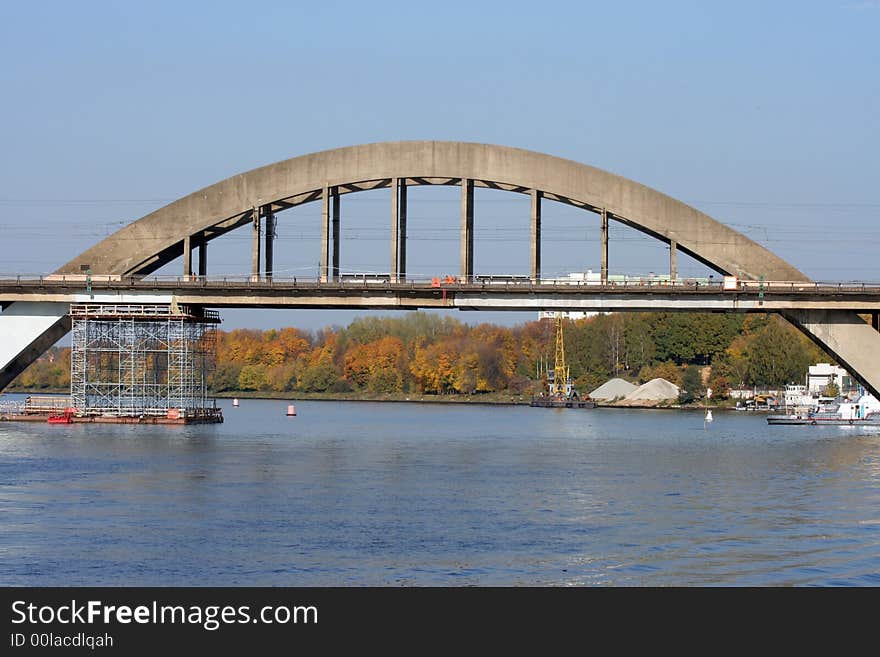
1 1 877 330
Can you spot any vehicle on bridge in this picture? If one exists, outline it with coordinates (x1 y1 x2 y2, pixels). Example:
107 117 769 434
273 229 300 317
339 272 392 285
473 274 532 285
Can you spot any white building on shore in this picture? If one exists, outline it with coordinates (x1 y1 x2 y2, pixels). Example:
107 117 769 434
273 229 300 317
807 363 855 395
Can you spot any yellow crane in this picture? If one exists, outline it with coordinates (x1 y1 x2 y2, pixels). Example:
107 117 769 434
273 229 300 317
531 312 593 408
550 313 570 398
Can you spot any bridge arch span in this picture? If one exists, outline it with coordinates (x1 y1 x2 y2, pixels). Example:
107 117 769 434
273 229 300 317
57 141 805 281
2 141 879 398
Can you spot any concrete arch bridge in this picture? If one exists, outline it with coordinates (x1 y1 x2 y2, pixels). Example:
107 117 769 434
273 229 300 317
1 141 878 395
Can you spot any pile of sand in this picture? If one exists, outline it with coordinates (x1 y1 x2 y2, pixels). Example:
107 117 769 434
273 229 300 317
624 378 680 401
590 378 638 400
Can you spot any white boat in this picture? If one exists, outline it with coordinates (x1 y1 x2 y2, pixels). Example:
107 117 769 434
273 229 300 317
767 392 880 425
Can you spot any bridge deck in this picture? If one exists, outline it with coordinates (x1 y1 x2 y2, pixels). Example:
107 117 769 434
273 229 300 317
3 277 880 312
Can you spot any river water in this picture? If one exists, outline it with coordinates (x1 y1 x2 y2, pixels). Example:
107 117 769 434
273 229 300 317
1 397 879 586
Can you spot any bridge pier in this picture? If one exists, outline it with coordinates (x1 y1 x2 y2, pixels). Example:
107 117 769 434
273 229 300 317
600 209 609 284
531 190 541 282
670 240 677 281
198 240 207 277
461 178 474 280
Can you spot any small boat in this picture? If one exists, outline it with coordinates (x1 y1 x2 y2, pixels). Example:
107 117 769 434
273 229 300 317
767 392 880 425
766 413 880 426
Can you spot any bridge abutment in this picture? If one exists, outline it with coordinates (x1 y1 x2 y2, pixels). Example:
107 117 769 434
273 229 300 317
783 309 880 399
0 302 70 391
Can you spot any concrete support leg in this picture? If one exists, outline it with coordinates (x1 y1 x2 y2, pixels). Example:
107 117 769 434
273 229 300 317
399 179 407 281
320 186 330 283
600 209 609 284
183 235 192 278
461 178 474 281
530 190 542 282
331 188 340 282
198 241 207 277
670 239 677 282
251 207 261 281
391 177 399 282
391 178 409 283
264 210 275 280
873 312 880 332
783 309 880 399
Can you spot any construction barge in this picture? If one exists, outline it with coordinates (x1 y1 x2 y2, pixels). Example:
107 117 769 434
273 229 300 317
529 396 595 409
0 396 223 425
1 302 223 426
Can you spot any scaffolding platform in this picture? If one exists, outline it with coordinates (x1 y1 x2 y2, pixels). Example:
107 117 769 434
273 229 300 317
63 302 223 424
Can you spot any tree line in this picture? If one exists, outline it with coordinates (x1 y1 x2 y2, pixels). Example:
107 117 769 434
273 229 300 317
9 311 830 399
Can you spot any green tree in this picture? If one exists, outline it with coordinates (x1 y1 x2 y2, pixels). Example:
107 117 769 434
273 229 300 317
299 360 340 392
746 316 812 387
211 363 243 392
639 360 682 386
238 365 268 391
679 365 702 404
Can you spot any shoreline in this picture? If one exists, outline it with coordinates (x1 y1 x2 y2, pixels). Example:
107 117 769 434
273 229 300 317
3 388 765 411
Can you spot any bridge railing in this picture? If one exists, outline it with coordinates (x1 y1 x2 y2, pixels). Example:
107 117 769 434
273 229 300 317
3 274 880 294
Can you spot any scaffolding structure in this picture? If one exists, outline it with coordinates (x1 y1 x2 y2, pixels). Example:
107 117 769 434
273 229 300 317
69 303 221 419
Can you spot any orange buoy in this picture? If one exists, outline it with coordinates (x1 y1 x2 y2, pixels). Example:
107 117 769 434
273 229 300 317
287 404 296 416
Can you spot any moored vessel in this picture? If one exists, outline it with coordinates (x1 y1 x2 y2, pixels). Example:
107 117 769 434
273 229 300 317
767 392 880 425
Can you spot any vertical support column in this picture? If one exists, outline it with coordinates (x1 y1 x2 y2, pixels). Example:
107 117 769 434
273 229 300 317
320 185 330 282
198 241 207 277
390 177 399 283
873 312 879 333
600 209 609 285
460 178 474 281
183 235 192 278
331 187 340 281
264 208 275 280
399 179 407 281
530 190 542 282
251 206 261 281
669 239 678 282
